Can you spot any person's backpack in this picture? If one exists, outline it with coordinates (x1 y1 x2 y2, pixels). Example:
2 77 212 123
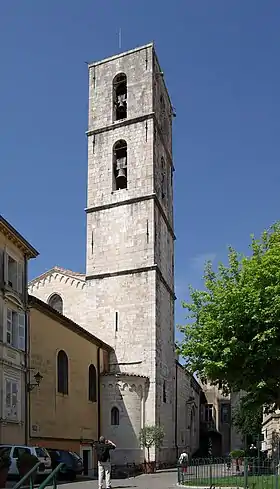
179 453 188 465
98 445 110 462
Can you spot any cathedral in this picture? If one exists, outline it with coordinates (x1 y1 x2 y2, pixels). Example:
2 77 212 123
28 43 201 465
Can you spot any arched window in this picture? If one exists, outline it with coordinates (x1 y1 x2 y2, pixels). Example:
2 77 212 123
88 364 97 402
48 294 63 315
111 406 119 426
113 140 127 191
113 73 127 121
57 350 68 394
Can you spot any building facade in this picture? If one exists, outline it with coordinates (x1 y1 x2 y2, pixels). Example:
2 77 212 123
28 295 111 473
176 361 200 455
199 382 231 456
0 215 38 444
28 43 201 465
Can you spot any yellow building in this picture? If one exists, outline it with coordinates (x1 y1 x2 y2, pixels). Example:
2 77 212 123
28 295 112 472
0 215 38 444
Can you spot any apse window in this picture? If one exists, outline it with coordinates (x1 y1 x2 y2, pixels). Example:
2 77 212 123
113 140 127 191
111 406 120 426
113 73 127 121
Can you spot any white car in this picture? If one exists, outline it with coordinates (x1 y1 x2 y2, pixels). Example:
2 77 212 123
0 445 52 478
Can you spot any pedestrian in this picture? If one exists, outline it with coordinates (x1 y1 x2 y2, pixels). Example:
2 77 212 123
179 450 189 474
93 436 116 489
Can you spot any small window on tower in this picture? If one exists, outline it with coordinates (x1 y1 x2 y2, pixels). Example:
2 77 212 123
163 380 167 403
161 156 166 199
113 140 127 191
113 73 127 121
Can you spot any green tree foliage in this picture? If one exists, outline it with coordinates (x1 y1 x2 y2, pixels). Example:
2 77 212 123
139 425 165 461
232 402 263 439
178 223 280 414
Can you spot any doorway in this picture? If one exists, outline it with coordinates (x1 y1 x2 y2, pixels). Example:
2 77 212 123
83 449 90 476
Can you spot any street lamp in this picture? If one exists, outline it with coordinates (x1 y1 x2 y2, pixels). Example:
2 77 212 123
27 371 43 392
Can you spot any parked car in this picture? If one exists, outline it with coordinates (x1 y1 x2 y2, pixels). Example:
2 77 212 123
47 449 84 480
0 445 52 479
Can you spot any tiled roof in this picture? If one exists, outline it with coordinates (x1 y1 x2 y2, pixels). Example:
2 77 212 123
102 372 148 379
28 266 85 286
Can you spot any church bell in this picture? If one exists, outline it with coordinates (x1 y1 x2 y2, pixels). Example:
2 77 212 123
116 167 127 187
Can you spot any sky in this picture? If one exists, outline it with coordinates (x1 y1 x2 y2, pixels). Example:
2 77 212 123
1 1 280 334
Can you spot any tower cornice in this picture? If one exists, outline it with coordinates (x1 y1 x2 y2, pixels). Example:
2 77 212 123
85 193 175 240
86 264 176 300
86 112 174 172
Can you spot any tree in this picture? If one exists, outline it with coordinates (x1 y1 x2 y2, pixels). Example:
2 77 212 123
139 425 165 463
178 222 280 415
232 402 263 441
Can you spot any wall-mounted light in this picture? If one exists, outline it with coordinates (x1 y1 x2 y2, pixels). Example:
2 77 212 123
27 371 43 392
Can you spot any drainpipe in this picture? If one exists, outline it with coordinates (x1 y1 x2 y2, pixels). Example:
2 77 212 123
97 347 101 439
24 255 29 445
175 360 178 459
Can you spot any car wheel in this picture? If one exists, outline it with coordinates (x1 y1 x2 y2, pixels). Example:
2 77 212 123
68 471 76 481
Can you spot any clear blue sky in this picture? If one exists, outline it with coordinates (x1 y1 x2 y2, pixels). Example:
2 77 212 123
1 1 280 330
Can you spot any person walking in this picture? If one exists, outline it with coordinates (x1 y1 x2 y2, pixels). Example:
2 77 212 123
94 436 116 489
179 450 189 474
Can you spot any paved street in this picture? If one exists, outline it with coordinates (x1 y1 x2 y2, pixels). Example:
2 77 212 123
53 469 178 489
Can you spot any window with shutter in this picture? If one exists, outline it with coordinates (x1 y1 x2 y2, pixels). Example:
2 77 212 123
17 262 23 294
5 378 19 420
7 255 17 289
0 298 3 342
5 307 25 350
5 379 12 411
12 382 18 417
6 309 12 345
18 314 25 351
12 311 18 349
4 252 24 295
0 250 4 287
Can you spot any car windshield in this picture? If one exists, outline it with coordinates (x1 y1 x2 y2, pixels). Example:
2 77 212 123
35 448 49 458
70 452 82 461
0 447 11 456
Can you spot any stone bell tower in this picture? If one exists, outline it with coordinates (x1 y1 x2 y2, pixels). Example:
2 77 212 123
85 43 176 463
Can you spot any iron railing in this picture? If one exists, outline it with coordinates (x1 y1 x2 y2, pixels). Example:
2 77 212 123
177 457 278 489
13 461 42 489
37 463 64 489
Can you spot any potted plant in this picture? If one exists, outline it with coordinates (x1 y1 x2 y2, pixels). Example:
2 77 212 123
16 452 39 483
0 451 11 488
230 450 245 473
139 425 165 474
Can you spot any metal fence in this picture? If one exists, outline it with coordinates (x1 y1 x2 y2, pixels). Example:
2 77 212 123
177 457 279 489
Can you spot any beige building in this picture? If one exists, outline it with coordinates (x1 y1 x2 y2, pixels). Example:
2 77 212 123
262 410 280 456
0 215 38 444
28 295 112 472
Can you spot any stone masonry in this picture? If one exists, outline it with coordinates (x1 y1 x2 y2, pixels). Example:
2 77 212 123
85 43 176 464
28 43 200 465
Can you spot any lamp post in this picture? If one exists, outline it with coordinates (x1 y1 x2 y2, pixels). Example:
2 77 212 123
27 371 43 392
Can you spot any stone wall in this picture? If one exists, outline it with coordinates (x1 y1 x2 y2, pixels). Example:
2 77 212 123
101 374 147 465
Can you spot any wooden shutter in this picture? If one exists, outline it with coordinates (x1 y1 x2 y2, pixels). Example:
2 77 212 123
6 308 12 345
18 313 25 351
0 249 4 288
12 382 18 419
17 262 23 294
5 379 12 414
0 298 3 342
